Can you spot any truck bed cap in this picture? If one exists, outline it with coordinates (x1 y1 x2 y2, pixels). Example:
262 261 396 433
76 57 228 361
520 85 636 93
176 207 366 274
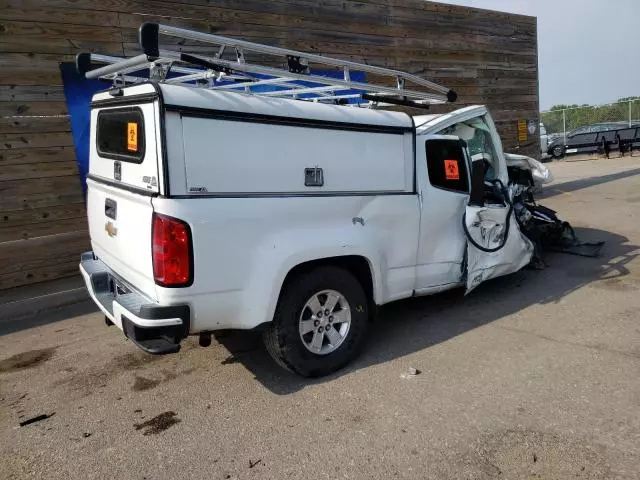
159 83 413 130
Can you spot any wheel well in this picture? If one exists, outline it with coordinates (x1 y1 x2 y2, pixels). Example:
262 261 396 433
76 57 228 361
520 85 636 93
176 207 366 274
281 256 375 309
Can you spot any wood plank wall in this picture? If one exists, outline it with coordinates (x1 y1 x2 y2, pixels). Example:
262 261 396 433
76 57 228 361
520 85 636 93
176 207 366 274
0 0 538 291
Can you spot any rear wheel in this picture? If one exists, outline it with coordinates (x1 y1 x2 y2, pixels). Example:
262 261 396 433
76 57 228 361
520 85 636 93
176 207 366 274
263 266 370 377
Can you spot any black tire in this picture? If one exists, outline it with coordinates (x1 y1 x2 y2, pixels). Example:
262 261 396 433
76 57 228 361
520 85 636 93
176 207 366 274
551 145 565 159
263 266 370 377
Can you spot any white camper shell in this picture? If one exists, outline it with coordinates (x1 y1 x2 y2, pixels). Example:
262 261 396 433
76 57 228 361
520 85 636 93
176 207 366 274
79 24 533 376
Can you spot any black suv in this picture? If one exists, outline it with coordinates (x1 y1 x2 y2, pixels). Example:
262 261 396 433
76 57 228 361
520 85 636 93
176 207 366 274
547 122 640 158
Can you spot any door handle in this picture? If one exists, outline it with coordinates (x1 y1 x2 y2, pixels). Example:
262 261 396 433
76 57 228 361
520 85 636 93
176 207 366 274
105 198 117 220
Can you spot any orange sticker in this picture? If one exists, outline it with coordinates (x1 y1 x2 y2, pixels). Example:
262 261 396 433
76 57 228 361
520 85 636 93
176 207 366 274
444 159 460 180
127 122 138 152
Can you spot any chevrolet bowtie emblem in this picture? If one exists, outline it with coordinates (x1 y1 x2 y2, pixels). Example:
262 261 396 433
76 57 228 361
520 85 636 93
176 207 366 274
105 221 118 238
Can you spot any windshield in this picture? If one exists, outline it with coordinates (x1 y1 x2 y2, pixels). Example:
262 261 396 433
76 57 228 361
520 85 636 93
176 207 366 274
438 117 500 180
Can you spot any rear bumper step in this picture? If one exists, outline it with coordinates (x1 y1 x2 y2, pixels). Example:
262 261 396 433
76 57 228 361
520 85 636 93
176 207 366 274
79 252 190 355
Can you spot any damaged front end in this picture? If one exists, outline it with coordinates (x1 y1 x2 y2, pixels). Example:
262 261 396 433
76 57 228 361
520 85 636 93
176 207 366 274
463 159 534 293
505 152 553 189
507 154 605 269
462 152 604 293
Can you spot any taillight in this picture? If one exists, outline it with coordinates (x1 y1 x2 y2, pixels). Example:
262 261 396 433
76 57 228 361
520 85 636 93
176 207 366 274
152 213 193 287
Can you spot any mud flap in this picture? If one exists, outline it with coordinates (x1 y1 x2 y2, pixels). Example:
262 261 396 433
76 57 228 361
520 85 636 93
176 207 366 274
464 206 534 294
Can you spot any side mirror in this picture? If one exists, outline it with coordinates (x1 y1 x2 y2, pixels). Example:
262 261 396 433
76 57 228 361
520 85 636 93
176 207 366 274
468 159 485 207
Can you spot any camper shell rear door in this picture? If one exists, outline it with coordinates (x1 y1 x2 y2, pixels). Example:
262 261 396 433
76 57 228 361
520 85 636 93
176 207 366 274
86 84 164 300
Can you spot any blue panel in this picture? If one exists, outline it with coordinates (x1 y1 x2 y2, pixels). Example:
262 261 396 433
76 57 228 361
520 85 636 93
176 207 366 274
59 63 110 194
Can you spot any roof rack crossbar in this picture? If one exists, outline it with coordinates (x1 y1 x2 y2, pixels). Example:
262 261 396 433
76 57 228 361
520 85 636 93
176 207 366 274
82 53 213 78
211 77 297 90
83 54 149 79
148 23 450 96
77 22 457 108
260 85 342 97
164 50 448 102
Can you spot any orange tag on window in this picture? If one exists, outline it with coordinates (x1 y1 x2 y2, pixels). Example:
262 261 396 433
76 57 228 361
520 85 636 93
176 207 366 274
127 122 138 152
444 159 460 180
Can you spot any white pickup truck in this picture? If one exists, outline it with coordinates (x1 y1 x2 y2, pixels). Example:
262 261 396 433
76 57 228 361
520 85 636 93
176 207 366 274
78 24 538 376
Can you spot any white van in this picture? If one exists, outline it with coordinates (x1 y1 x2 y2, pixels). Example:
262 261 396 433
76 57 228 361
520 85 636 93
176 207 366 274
79 24 533 376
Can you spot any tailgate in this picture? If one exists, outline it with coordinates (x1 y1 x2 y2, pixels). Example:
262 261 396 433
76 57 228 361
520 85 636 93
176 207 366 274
87 85 162 300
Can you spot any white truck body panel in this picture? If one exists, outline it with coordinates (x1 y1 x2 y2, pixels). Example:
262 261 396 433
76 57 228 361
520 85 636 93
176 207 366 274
82 83 532 343
414 134 468 290
180 116 413 194
86 85 163 300
161 84 414 196
152 194 420 331
86 179 158 301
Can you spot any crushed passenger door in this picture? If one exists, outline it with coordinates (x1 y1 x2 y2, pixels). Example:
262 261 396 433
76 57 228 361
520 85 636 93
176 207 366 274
463 158 533 293
437 112 534 293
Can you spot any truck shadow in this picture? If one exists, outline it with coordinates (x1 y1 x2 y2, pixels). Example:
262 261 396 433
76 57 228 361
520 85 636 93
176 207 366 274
215 227 639 395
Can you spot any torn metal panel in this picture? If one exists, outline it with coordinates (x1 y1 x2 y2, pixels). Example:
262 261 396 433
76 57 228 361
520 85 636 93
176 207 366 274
464 205 534 293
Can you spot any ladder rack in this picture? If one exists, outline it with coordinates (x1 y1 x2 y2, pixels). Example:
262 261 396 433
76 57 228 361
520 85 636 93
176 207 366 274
77 22 457 109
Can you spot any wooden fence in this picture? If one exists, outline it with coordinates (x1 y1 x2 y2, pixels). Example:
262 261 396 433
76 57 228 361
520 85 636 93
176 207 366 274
0 0 538 291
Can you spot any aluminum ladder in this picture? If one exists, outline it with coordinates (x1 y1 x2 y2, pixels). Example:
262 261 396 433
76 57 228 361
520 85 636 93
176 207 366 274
77 22 457 109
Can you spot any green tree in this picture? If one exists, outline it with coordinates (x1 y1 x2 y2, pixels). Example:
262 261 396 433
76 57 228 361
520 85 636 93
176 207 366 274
542 98 640 135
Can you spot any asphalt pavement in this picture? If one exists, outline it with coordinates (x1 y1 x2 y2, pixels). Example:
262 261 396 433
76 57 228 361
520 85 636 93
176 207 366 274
1 157 639 479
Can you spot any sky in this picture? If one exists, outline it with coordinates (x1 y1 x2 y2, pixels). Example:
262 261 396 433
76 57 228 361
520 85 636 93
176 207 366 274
442 0 640 110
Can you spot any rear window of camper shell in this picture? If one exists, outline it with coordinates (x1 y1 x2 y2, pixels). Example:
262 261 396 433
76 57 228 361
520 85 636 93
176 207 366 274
96 107 145 163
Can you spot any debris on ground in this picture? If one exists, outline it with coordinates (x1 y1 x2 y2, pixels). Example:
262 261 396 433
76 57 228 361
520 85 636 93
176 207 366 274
249 459 262 469
507 156 605 266
19 413 55 427
400 367 422 379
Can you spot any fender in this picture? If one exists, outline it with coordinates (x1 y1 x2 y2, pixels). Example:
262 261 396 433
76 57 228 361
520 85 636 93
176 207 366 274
239 224 385 329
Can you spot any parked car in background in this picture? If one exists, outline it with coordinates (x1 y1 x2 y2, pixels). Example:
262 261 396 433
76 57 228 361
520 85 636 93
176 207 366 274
539 122 550 160
547 122 640 158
